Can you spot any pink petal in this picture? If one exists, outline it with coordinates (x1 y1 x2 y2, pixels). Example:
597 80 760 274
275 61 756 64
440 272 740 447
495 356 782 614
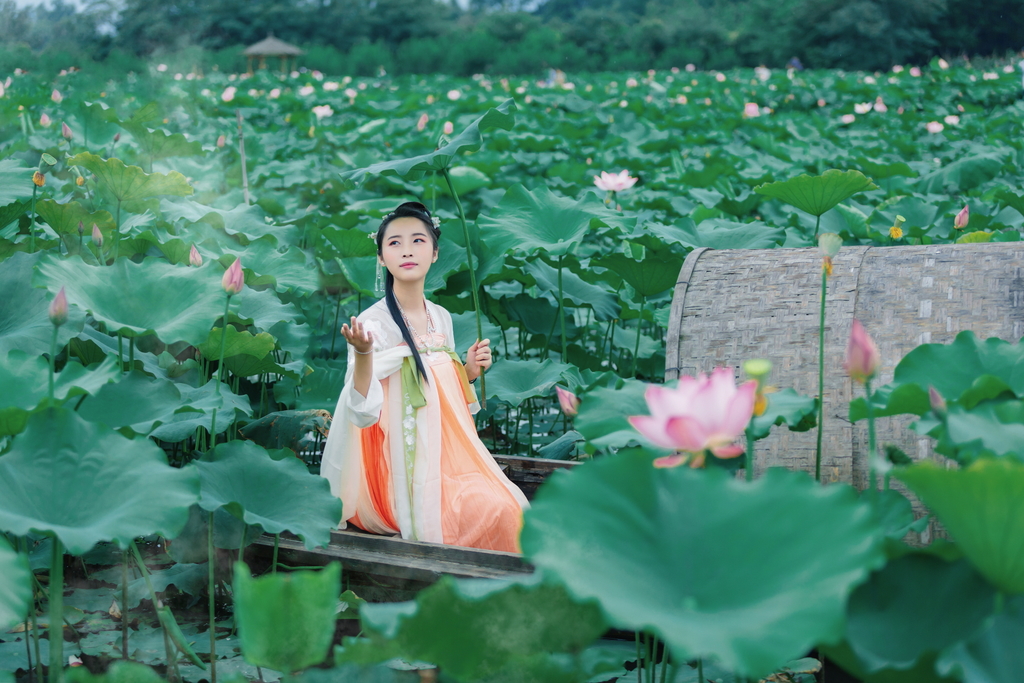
628 415 677 449
664 415 710 452
711 444 745 459
654 454 688 468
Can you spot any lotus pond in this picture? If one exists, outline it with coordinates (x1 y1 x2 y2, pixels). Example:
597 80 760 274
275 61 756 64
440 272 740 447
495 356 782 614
2 58 1024 683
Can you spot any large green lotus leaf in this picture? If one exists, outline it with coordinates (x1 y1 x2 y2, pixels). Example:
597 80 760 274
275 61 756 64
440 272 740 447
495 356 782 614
0 252 86 356
35 200 116 238
339 99 516 183
0 351 120 436
573 378 651 449
829 553 996 678
592 251 683 299
194 441 342 549
854 158 917 180
994 187 1024 220
160 198 282 242
914 153 1005 195
76 371 186 435
0 200 28 232
523 258 620 321
338 256 377 297
850 332 1024 421
449 311 503 358
922 400 1024 463
484 359 571 408
66 661 167 683
936 595 1024 683
649 218 785 250
321 225 378 259
748 388 818 440
239 410 331 454
898 459 1024 593
339 573 605 682
233 285 305 331
219 240 319 294
419 163 491 196
121 122 204 162
275 359 346 412
197 327 276 361
477 184 613 258
34 256 226 344
234 562 340 673
863 489 929 541
0 538 31 633
67 152 193 203
521 460 885 679
754 169 877 217
0 159 34 207
0 407 199 555
150 380 252 441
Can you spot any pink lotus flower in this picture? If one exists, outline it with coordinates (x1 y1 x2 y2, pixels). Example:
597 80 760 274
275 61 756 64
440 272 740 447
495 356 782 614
216 135 226 148
840 114 856 124
39 113 51 127
873 97 887 113
221 86 236 102
844 320 880 384
854 102 872 114
629 367 756 467
61 122 72 140
594 170 638 193
447 89 461 101
91 224 102 247
743 102 760 117
954 204 969 229
929 386 947 417
416 113 429 131
925 121 944 134
222 258 244 295
311 104 334 120
555 386 580 416
909 66 922 77
189 244 203 267
944 114 959 125
442 121 454 135
51 89 62 103
49 287 68 327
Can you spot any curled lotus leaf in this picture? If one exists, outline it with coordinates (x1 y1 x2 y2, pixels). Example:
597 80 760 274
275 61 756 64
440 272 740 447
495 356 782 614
754 169 877 217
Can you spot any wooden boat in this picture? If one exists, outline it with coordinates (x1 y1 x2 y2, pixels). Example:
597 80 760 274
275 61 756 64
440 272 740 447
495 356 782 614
251 455 576 596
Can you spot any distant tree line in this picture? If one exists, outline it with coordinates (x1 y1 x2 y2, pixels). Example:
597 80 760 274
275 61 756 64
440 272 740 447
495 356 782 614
1 0 1022 76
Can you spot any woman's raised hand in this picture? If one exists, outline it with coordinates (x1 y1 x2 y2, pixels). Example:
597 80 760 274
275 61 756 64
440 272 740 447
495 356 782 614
340 316 374 355
465 338 492 380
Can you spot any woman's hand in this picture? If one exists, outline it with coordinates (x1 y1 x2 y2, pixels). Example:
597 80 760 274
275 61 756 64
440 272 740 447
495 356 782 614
465 339 492 381
341 316 374 355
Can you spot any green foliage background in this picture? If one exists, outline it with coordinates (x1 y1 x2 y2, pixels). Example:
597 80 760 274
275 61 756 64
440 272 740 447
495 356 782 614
1 0 1023 78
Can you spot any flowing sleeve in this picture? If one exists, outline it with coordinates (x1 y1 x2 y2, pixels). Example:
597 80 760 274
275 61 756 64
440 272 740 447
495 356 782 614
343 309 392 428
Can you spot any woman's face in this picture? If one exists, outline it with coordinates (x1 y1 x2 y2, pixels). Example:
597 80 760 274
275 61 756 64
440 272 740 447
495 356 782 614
378 216 437 284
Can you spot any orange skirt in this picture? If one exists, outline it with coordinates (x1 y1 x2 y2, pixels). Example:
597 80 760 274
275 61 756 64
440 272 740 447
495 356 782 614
351 355 523 552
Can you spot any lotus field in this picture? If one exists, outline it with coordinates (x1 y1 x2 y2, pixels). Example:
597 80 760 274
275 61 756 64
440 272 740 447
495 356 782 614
3 58 1024 682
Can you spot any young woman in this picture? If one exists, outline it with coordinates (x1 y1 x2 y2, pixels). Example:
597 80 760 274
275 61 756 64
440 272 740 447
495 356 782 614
319 202 528 553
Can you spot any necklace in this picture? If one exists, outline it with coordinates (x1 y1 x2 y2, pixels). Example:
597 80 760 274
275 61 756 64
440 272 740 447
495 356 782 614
396 299 436 348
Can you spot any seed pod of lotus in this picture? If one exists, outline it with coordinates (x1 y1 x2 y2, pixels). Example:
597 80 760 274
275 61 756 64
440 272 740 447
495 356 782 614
75 176 85 186
817 232 842 258
32 171 45 187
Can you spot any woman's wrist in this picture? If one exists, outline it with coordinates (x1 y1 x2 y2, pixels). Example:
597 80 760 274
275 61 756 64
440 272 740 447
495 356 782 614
354 348 373 355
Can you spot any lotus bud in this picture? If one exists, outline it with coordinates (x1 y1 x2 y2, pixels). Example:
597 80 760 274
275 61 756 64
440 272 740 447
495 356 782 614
113 132 120 143
889 214 906 240
954 204 969 230
92 224 102 247
443 121 454 135
49 286 68 327
51 89 62 103
222 258 244 295
77 220 84 236
75 175 85 186
928 386 947 418
68 655 83 667
844 319 881 384
61 121 72 140
39 113 51 127
32 171 45 187
189 244 203 267
416 113 429 131
216 134 226 148
555 386 580 416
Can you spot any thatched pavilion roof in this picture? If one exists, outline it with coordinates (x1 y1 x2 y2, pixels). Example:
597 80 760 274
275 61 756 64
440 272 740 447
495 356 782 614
243 36 304 57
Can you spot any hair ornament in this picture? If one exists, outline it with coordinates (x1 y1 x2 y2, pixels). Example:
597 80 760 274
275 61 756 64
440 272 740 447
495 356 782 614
431 216 441 228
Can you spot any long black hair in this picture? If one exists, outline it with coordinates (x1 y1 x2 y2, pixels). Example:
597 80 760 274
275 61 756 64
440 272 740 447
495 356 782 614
375 202 441 384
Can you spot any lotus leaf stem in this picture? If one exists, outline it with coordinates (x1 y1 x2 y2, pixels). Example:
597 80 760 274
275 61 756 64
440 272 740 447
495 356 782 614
48 537 64 683
272 534 280 574
558 254 567 361
697 658 705 683
28 183 38 253
635 631 641 683
129 541 181 681
632 298 645 377
746 429 755 482
48 327 57 402
208 511 217 683
441 167 486 407
866 377 879 490
122 549 129 659
815 266 827 482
